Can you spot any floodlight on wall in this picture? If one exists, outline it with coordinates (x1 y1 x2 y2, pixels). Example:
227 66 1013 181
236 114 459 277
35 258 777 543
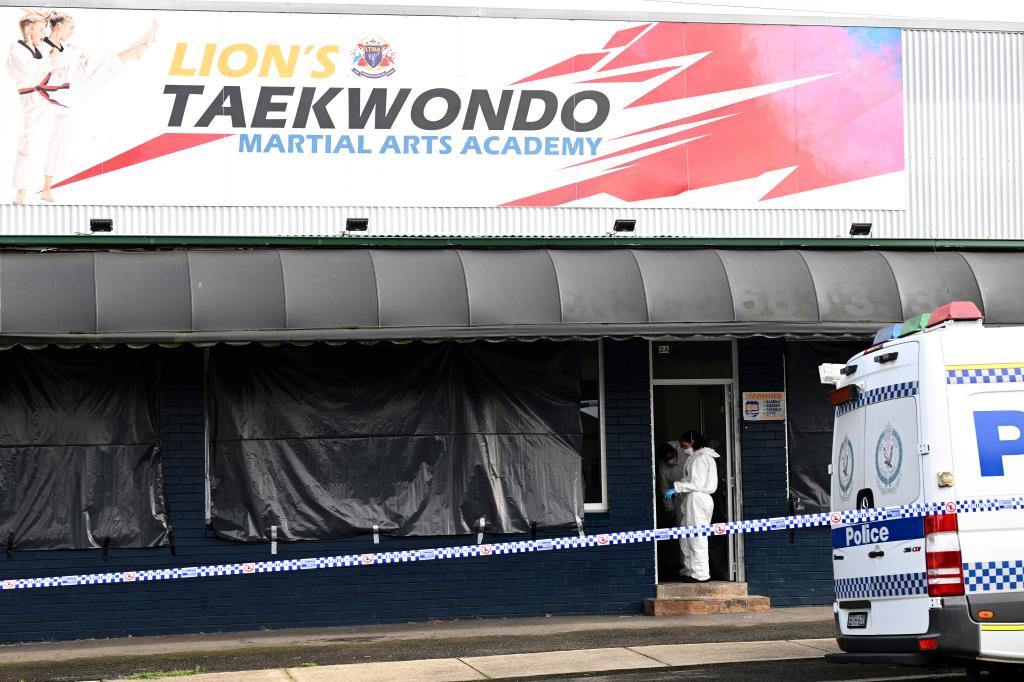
613 219 636 233
89 218 113 233
849 222 872 236
345 218 369 232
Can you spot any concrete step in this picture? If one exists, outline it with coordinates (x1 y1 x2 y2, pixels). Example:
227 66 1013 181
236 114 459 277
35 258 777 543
655 581 749 599
645 595 771 617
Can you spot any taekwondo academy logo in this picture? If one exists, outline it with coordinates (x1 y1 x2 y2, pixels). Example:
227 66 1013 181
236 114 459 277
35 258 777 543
351 37 396 78
838 436 855 500
875 423 903 494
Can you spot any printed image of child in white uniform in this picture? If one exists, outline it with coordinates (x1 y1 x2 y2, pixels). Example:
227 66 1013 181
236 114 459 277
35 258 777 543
6 9 157 204
6 11 59 205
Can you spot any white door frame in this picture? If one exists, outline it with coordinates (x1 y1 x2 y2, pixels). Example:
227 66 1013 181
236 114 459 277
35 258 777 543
650 342 744 582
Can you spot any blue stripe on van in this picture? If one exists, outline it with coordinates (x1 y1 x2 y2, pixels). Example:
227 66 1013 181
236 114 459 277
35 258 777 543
832 516 925 549
947 367 1024 385
835 571 927 600
965 560 1024 593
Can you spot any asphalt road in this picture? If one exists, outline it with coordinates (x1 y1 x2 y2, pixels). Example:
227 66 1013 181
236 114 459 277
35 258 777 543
531 658 969 681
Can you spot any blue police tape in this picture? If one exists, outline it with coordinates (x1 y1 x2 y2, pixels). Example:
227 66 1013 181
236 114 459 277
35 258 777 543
3 495 1023 592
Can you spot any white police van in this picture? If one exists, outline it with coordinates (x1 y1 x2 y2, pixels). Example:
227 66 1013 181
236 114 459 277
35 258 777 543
826 301 1024 677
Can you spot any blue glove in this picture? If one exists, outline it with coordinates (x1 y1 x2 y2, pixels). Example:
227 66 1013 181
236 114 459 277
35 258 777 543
663 488 677 501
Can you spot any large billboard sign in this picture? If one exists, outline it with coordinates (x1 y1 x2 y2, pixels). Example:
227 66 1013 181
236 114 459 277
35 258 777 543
1 9 905 208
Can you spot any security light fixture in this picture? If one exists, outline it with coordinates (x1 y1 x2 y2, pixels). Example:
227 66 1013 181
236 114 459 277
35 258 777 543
849 222 872 236
89 218 113 233
345 218 369 232
613 219 636 233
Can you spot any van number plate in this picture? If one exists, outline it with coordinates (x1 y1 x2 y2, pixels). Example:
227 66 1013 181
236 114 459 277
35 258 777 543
847 612 868 629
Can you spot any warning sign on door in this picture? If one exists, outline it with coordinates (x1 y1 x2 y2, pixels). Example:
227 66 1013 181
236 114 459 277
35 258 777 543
742 392 786 421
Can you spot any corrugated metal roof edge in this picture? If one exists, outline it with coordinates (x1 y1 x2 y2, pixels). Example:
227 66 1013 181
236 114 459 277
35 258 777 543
0 237 1022 251
5 1 1022 33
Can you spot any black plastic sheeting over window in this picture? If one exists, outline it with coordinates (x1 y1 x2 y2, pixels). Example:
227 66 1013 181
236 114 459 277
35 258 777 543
0 348 170 551
208 342 584 542
785 340 867 514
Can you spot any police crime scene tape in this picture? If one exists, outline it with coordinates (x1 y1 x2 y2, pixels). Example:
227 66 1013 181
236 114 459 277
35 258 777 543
3 496 1022 592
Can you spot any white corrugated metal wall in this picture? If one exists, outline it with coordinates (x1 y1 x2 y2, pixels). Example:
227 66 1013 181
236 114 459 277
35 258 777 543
0 27 1020 239
906 29 1024 240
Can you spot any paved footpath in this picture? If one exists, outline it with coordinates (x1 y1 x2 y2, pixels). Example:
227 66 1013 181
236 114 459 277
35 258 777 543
105 637 841 681
0 607 838 682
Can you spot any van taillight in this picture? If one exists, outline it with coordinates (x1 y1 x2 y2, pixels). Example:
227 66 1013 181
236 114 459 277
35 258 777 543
924 513 958 534
925 512 964 597
828 385 861 406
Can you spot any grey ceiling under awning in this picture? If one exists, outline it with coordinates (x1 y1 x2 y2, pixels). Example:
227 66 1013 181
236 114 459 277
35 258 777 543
0 248 1018 344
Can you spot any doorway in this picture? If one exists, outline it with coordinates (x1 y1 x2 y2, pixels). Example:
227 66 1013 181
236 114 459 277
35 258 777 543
651 341 739 583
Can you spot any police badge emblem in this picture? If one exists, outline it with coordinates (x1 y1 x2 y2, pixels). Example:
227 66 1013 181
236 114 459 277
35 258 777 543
838 435 855 500
351 37 397 78
875 422 903 493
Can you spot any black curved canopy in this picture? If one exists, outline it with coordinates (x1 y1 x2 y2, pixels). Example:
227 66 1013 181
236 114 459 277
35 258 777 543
0 248 1016 343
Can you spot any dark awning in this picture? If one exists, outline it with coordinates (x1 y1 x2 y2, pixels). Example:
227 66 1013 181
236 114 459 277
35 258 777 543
0 248 1018 344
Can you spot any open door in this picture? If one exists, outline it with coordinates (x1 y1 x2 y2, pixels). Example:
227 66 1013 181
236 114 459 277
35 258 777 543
653 383 735 582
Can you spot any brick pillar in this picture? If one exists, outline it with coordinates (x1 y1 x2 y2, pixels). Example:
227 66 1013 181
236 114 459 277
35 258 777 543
739 338 833 606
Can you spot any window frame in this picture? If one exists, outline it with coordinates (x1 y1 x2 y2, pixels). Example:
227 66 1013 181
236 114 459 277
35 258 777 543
583 339 608 513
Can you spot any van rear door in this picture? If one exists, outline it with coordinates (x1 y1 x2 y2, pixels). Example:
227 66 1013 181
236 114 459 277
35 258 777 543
833 342 929 637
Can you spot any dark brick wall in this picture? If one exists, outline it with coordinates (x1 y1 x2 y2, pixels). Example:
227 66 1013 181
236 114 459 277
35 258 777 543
0 340 654 643
738 338 833 606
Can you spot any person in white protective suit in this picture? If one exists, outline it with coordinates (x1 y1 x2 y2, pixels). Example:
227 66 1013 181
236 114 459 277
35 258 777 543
663 430 720 583
7 12 61 205
655 441 690 576
38 12 158 203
